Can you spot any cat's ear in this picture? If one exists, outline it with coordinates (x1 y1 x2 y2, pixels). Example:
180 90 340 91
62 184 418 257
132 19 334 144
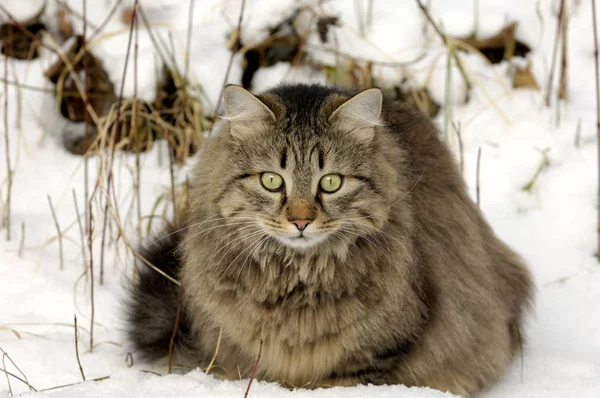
329 88 383 142
223 85 276 122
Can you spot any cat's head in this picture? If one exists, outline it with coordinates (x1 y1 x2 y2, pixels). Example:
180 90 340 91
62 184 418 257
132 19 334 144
202 84 400 252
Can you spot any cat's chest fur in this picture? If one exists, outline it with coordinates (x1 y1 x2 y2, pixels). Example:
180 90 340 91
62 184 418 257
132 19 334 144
192 245 392 383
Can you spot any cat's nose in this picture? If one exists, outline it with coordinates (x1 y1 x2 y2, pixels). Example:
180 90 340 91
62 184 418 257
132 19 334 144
289 219 311 232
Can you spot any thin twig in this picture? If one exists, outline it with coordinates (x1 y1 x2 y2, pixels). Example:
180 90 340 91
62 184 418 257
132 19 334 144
243 340 263 398
305 44 426 67
476 147 482 207
87 0 124 42
0 78 54 93
133 7 142 243
72 190 88 273
18 222 25 257
414 0 472 91
83 0 90 247
366 0 374 30
521 148 550 192
558 1 568 101
2 352 12 396
452 122 464 175
354 0 365 37
167 284 183 374
3 39 12 240
168 146 177 225
546 0 566 107
0 369 37 393
592 0 600 259
205 328 223 375
184 0 195 80
473 0 479 37
100 0 139 285
74 315 86 381
211 0 247 128
0 347 35 392
55 0 98 31
37 375 109 393
88 202 95 351
47 195 64 270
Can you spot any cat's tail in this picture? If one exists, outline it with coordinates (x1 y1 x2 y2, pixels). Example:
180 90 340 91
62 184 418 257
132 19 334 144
125 229 192 362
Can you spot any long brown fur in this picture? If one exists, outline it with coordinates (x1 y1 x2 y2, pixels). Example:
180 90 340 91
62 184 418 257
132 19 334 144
126 83 533 397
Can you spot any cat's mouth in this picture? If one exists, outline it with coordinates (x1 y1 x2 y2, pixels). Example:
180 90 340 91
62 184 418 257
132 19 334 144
259 220 332 250
278 234 328 249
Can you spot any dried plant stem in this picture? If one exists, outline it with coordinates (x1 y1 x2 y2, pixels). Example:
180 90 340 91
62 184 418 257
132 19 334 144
167 284 183 374
415 0 471 91
205 328 223 375
168 146 177 224
37 375 109 393
244 340 263 398
473 0 479 36
546 0 566 107
305 45 426 67
521 149 550 192
83 0 90 239
0 347 35 392
211 0 247 127
3 45 12 241
88 202 95 351
100 0 139 284
452 122 464 175
18 222 24 257
0 369 38 394
592 0 600 259
366 0 374 29
72 190 88 273
133 10 142 242
443 44 454 140
88 0 123 42
55 0 98 31
2 351 12 396
184 0 195 79
476 147 482 207
354 0 365 37
558 2 568 101
47 195 64 270
0 78 54 93
74 315 86 381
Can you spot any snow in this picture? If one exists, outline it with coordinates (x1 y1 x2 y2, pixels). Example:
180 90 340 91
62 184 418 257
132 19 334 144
1 0 600 397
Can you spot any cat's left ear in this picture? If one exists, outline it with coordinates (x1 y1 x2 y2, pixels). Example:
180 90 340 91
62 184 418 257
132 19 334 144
329 88 383 141
223 85 276 122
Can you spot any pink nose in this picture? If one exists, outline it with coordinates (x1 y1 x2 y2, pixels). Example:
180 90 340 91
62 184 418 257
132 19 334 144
290 219 311 232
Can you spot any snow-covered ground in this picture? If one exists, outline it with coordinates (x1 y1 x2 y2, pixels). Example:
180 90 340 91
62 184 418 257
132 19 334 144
1 0 600 397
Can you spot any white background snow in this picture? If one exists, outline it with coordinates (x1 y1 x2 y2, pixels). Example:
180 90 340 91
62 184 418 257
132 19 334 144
1 0 600 397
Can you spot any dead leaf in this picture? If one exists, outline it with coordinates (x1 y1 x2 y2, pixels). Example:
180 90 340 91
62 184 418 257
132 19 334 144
513 62 539 90
455 22 531 64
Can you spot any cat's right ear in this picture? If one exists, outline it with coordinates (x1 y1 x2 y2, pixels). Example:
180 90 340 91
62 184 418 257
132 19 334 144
222 85 276 125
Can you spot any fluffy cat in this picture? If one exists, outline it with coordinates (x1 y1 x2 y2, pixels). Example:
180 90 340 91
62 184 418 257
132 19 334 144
126 83 533 396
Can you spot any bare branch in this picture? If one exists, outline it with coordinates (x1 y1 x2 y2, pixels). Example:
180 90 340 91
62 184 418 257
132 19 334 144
74 315 86 381
592 0 600 259
546 0 566 107
211 0 247 128
244 339 263 398
47 195 64 270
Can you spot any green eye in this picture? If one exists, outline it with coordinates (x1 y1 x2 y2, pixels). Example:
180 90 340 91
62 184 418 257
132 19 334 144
260 172 284 192
319 174 343 193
